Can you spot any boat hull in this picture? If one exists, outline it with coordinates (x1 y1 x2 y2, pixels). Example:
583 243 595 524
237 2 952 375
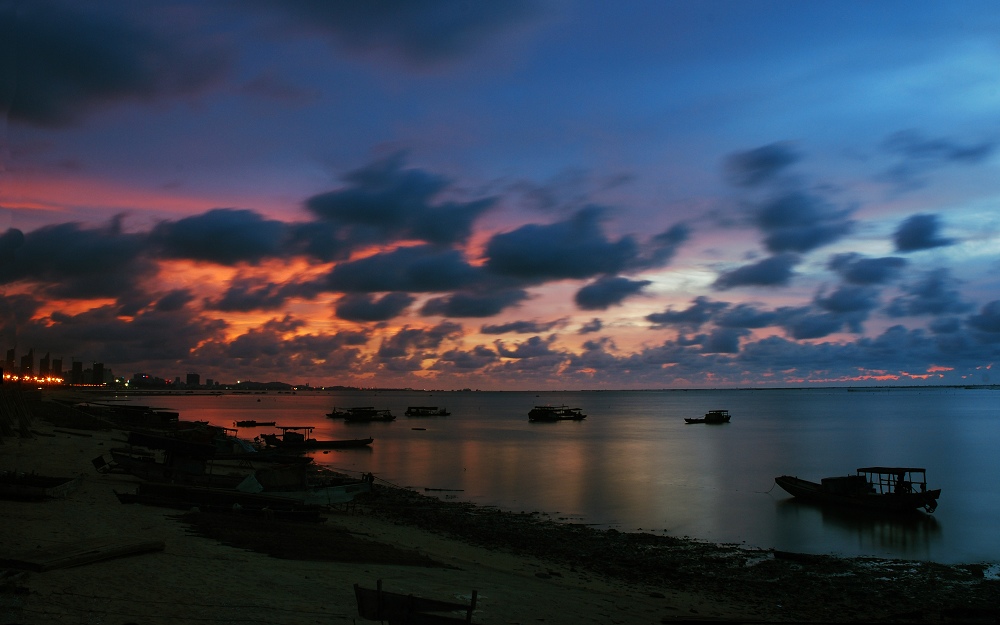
775 475 940 513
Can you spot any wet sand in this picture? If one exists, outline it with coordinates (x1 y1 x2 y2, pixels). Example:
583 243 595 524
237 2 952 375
2 402 999 624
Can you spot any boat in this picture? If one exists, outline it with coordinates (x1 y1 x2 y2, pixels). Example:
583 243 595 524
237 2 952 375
528 405 587 422
233 420 276 427
684 409 731 424
328 407 396 422
261 426 374 450
404 406 450 417
0 472 83 501
774 467 940 513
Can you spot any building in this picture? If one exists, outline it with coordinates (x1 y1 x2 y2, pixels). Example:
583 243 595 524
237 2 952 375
186 373 200 387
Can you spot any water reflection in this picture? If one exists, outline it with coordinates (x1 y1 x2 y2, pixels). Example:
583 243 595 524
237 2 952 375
775 499 942 560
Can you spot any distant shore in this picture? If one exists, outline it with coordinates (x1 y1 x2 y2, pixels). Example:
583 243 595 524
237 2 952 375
3 394 999 623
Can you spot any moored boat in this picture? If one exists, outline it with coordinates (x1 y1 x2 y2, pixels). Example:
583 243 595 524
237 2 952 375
774 467 940 513
328 406 396 422
684 409 731 424
404 406 450 417
234 420 276 427
528 405 587 422
262 426 374 450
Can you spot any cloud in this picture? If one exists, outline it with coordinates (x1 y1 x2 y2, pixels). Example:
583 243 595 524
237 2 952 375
207 277 314 313
150 209 292 265
881 130 995 190
715 303 781 329
335 292 414 322
574 276 651 310
724 142 799 188
154 289 195 313
3 1 229 127
578 318 603 334
325 245 482 293
713 254 800 290
885 268 972 317
646 296 728 329
0 218 152 299
305 155 495 247
753 191 854 254
893 213 955 252
484 206 638 280
968 300 1000 334
432 345 500 370
827 253 907 285
494 335 557 359
377 322 463 359
254 0 539 66
701 327 748 354
814 285 880 315
421 289 529 317
480 319 564 335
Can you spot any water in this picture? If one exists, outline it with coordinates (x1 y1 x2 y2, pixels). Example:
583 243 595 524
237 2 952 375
109 387 999 564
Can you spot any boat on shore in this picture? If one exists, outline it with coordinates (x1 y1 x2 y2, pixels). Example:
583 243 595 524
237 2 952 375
262 426 374 450
328 407 396 422
233 420 276 427
404 406 450 417
774 467 940 513
528 405 587 422
684 409 731 424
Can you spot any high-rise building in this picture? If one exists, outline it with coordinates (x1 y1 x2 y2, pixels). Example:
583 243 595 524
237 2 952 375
71 361 83 385
186 373 200 386
51 358 62 377
20 349 33 376
39 352 50 376
92 362 104 386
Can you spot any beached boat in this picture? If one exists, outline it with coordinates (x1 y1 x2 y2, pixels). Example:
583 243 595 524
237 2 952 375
404 406 450 417
0 472 83 501
328 406 396 422
233 420 276 427
262 426 374 450
684 409 731 424
528 405 587 422
774 467 940 513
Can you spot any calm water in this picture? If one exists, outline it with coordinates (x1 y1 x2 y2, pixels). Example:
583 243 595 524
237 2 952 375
108 387 999 564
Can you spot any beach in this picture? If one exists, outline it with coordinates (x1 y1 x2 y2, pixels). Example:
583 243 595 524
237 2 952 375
3 397 999 624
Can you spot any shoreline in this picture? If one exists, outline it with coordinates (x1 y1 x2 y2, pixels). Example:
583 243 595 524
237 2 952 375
3 399 999 623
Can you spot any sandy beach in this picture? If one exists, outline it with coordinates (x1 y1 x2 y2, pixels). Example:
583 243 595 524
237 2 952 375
3 394 999 624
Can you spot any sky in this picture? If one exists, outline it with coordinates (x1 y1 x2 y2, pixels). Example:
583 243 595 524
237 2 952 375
1 0 999 390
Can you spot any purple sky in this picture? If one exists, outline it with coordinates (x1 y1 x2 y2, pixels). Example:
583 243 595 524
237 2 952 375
1 0 999 389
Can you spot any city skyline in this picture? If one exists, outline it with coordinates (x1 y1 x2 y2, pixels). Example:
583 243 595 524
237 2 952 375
2 2 999 390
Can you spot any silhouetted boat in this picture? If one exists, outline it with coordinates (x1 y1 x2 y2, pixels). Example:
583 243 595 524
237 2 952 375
775 467 940 513
328 407 396 422
0 472 82 501
404 406 450 417
233 420 276 427
528 405 587 422
262 426 374 450
684 409 731 424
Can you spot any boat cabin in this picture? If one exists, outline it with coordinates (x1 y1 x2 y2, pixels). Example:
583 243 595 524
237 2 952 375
856 467 930 495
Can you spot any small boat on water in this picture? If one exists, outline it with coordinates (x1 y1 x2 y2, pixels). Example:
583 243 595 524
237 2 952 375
684 409 731 424
233 420 277 427
774 467 940 513
404 406 450 417
328 406 396 422
528 405 587 422
262 426 374 450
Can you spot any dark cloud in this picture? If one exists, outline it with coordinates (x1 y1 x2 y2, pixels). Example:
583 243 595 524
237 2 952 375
574 276 650 311
0 218 151 299
325 245 481 293
778 307 850 340
207 277 311 313
814 285 880 315
421 289 529 318
701 327 748 354
713 254 800 290
578 318 603 334
753 191 854 254
0 229 25 263
893 213 955 252
485 206 638 280
885 268 972 317
881 130 995 189
2 1 229 127
336 292 414 322
0 293 43 345
150 209 291 265
827 253 907 285
255 0 539 66
305 155 494 247
637 223 690 269
715 303 780 329
724 143 799 188
480 319 564 335
154 289 195 313
494 335 557 359
377 322 462 359
432 345 500 370
930 317 961 334
968 301 1000 334
646 296 728 329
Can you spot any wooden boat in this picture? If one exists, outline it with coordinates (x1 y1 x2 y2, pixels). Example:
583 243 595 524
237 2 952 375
0 472 83 501
328 406 396 422
404 406 450 417
233 420 276 427
261 426 374 450
774 467 940 513
528 405 587 422
684 409 731 424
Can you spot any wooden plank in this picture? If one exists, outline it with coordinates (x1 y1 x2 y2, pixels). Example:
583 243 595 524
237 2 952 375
0 537 165 572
